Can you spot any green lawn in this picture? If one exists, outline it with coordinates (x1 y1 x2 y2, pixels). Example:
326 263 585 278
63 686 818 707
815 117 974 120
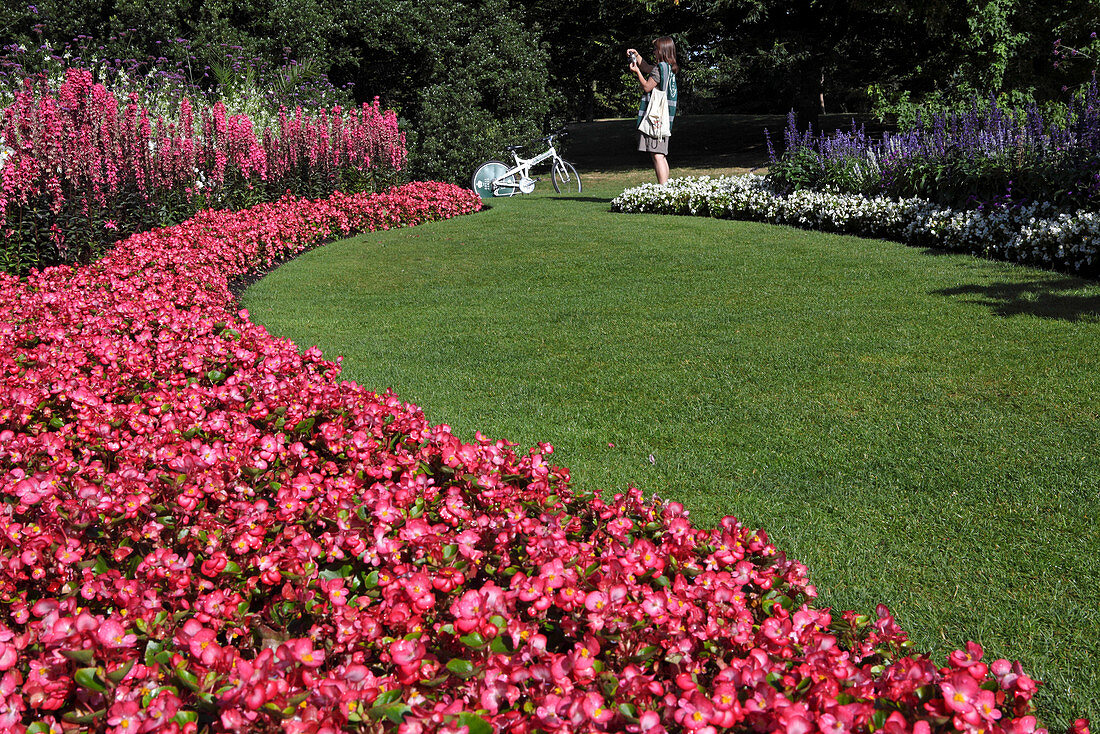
242 125 1100 727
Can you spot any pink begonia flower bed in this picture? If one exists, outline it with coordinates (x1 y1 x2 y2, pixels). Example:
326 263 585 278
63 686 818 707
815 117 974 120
0 182 1088 734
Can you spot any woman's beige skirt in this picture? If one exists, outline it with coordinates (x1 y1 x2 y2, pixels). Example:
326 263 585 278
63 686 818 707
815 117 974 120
638 134 669 156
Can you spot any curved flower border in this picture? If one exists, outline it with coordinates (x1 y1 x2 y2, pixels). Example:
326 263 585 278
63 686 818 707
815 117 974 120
612 175 1100 276
0 182 1088 733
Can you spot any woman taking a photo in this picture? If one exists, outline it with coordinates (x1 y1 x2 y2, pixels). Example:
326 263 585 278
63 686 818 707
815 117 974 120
627 37 679 184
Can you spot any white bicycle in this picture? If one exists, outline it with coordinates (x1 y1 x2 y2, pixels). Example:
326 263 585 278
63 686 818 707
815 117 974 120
471 131 581 199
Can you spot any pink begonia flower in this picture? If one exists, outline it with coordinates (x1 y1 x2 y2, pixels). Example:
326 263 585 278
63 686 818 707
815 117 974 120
540 558 567 589
1005 716 1049 734
402 572 435 611
941 671 983 724
880 712 911 734
639 710 668 734
96 619 137 649
281 638 325 668
581 691 615 724
817 713 848 734
674 692 715 730
773 703 813 734
181 623 222 666
584 590 609 613
106 699 141 731
949 640 989 679
761 616 793 643
511 572 544 602
0 643 16 672
389 638 425 667
975 688 1003 723
450 589 485 634
987 658 1041 709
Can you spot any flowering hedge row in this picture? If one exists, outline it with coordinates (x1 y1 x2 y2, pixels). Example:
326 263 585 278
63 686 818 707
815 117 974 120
0 67 407 273
612 175 1100 276
766 84 1100 211
0 181 1085 733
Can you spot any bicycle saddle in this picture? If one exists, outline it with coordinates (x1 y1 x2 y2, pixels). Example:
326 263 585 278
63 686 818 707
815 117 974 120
505 144 525 151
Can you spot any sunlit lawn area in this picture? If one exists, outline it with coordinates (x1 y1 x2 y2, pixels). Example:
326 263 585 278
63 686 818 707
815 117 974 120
242 119 1100 727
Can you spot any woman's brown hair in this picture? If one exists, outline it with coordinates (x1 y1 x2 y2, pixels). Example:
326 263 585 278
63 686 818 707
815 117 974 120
652 37 679 74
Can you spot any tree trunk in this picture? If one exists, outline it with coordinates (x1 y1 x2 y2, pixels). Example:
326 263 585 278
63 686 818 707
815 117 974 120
819 71 826 116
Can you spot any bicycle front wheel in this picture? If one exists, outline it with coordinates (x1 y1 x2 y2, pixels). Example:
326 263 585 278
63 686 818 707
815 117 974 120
551 161 582 194
471 160 518 199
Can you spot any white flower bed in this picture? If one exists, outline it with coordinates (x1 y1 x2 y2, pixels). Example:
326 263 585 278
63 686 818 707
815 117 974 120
611 175 1100 274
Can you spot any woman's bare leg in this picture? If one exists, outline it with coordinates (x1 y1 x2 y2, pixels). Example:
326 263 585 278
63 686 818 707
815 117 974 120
651 152 669 184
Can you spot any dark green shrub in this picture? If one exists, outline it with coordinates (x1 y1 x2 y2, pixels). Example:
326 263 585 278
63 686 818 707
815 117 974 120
402 0 551 184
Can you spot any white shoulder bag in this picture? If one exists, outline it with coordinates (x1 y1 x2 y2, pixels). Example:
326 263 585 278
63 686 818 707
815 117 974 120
638 62 671 139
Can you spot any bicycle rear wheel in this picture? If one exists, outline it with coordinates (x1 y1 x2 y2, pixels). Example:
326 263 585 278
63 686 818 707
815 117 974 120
551 161 582 194
471 160 518 199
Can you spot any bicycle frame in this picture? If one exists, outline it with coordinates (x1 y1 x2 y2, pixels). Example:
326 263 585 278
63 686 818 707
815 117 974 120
493 138 566 193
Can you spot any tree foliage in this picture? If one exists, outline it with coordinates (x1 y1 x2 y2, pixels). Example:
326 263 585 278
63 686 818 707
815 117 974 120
1 0 550 183
320 0 551 181
676 0 1100 124
2 0 1096 178
392 0 553 182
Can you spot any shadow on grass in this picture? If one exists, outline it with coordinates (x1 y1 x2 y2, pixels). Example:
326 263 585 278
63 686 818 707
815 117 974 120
545 195 615 204
933 278 1100 321
575 153 770 173
563 113 891 173
573 149 772 174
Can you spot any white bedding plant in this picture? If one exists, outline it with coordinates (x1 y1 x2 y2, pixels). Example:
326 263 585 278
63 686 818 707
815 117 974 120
611 175 1100 274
